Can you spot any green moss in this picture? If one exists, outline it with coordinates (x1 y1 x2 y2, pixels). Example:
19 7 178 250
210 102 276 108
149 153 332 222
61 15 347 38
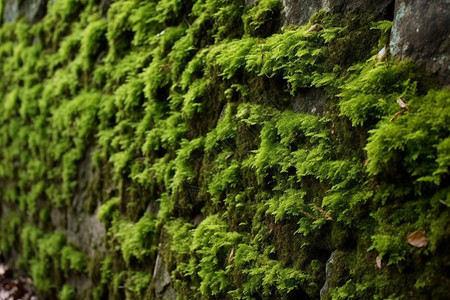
243 0 282 37
111 214 157 266
98 196 120 224
59 284 75 300
61 245 87 273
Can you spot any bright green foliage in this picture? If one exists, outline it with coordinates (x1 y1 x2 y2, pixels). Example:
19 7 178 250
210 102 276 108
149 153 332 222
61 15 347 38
111 214 157 265
98 197 120 223
61 245 87 273
59 284 75 300
366 89 450 184
126 271 152 298
243 0 282 37
0 0 449 299
19 229 86 293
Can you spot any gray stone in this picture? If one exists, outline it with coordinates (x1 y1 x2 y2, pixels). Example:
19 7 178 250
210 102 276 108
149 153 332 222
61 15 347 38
152 254 177 300
282 0 328 27
66 147 106 259
281 0 393 27
292 88 326 115
193 213 204 227
320 250 338 298
390 0 450 86
245 0 256 6
2 0 47 24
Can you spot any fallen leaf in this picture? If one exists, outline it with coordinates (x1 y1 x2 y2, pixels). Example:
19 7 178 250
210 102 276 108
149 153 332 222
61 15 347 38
307 23 325 33
406 231 428 248
225 153 234 160
376 256 382 269
228 246 235 264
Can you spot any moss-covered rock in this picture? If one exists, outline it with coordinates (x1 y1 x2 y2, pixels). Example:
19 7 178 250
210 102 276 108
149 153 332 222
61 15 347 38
0 0 448 299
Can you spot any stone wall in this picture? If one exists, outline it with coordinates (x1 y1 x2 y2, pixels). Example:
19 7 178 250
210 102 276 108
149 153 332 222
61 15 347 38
0 0 449 299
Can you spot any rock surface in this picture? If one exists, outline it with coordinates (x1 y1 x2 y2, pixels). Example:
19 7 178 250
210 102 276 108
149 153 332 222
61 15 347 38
152 254 177 300
320 250 338 298
66 148 106 259
2 0 47 23
292 88 326 115
282 0 394 26
390 0 450 86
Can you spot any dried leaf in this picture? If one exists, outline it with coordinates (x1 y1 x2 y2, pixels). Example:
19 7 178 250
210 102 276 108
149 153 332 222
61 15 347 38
228 246 235 264
225 153 234 160
307 24 325 33
406 231 428 248
376 256 382 269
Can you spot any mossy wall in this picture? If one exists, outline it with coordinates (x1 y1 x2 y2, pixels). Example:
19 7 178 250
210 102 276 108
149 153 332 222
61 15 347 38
0 0 449 299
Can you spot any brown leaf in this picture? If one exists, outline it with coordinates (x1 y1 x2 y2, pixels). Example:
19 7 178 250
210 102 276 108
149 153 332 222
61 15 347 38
228 246 235 264
376 256 382 269
406 231 428 248
225 153 234 160
307 24 325 33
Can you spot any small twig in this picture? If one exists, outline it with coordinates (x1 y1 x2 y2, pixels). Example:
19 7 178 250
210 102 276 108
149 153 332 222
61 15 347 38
439 200 450 207
225 153 234 160
390 108 408 121
312 205 333 221
183 16 191 28
390 98 410 121
300 211 318 220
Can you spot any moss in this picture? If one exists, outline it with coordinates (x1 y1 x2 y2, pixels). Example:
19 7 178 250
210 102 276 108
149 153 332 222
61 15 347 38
111 214 157 266
243 0 282 37
59 284 75 300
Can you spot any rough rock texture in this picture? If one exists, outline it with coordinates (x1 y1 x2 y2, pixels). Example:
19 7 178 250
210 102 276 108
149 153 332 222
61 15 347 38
152 254 177 300
282 0 394 26
390 0 450 86
2 0 47 23
66 149 105 258
292 88 326 115
320 250 338 298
